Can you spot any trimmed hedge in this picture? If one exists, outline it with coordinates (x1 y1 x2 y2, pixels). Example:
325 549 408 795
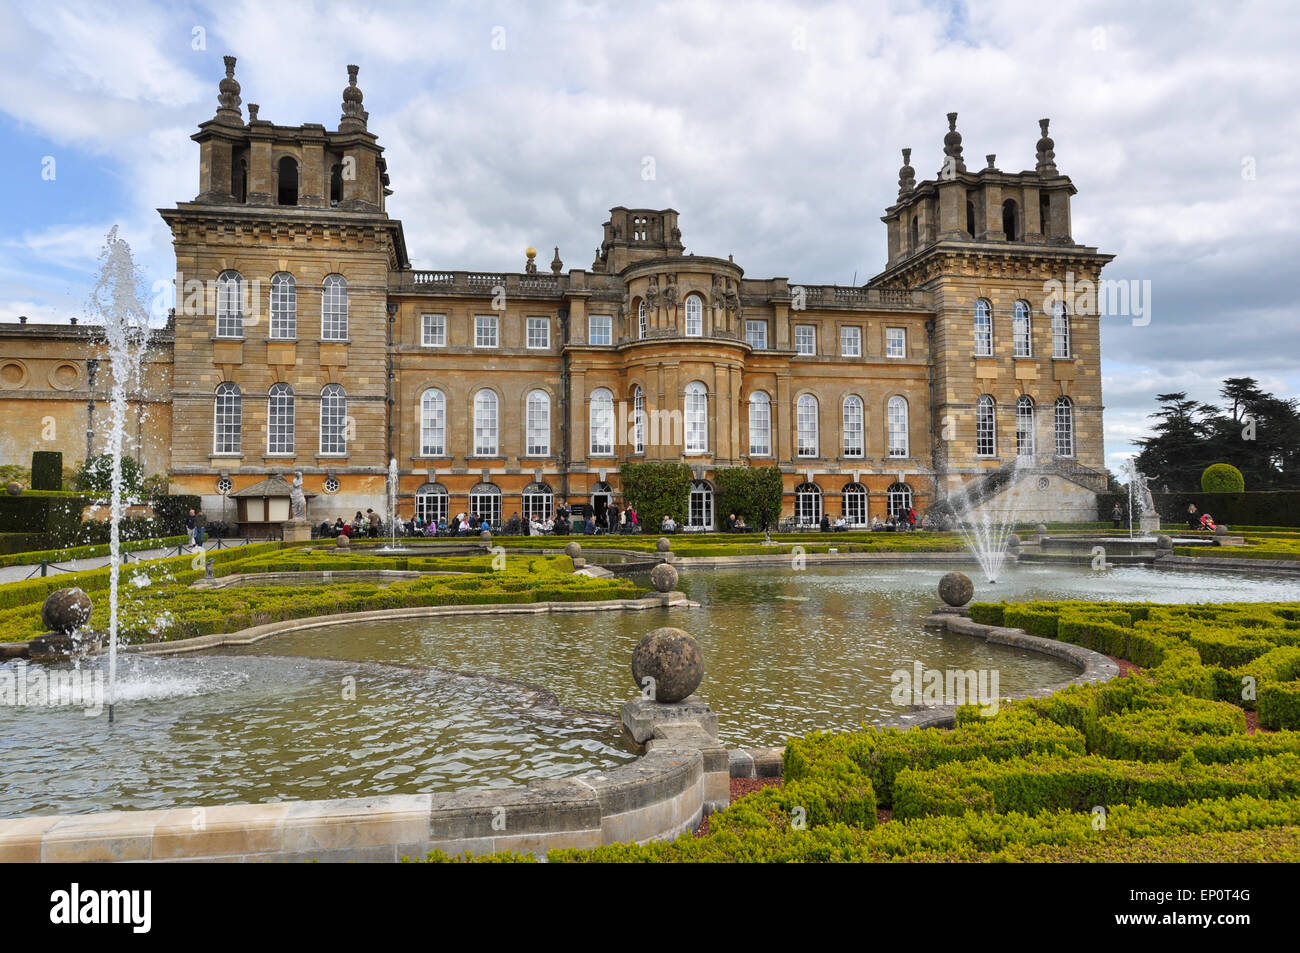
30 451 62 491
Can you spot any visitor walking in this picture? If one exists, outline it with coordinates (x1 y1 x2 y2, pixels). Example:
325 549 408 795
186 508 197 549
1186 503 1199 531
194 510 207 547
1112 502 1124 530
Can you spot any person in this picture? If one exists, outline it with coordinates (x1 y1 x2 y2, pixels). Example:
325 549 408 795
583 513 596 535
1200 512 1217 531
726 513 737 532
334 517 346 536
365 508 379 538
186 508 197 549
1112 502 1124 530
194 510 207 546
1187 502 1199 531
662 514 677 533
735 515 747 531
607 504 619 534
318 518 333 538
618 508 628 534
819 512 831 532
907 506 918 530
627 506 639 532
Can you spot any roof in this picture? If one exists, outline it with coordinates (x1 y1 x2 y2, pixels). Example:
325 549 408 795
229 474 316 498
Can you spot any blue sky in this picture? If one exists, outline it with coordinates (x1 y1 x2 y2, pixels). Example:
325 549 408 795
1 0 1297 475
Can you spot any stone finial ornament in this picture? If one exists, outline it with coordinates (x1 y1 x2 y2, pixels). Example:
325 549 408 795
898 147 915 197
1036 118 1057 174
524 247 538 274
340 64 368 131
551 246 563 274
986 153 997 170
215 55 242 125
942 111 966 174
248 103 260 122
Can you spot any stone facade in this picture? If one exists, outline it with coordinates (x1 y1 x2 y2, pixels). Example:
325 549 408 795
0 61 1113 529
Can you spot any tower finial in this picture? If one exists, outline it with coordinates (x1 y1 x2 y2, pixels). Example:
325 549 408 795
941 111 965 175
340 64 368 131
551 246 563 274
1036 118 1057 174
898 147 915 197
215 55 242 126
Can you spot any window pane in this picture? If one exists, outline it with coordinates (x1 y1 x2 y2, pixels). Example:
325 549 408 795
977 395 996 456
795 325 816 355
270 273 296 339
888 397 909 457
422 314 446 347
632 388 645 453
974 299 992 356
685 296 703 336
475 315 498 348
746 320 767 349
1052 303 1070 358
474 391 498 455
841 326 861 357
797 395 818 457
527 316 549 349
1016 397 1036 457
216 272 243 338
589 315 612 346
1014 301 1032 358
527 391 550 456
320 385 347 454
421 389 445 456
843 396 863 456
749 393 771 456
685 383 708 454
322 275 348 340
214 384 241 453
886 327 906 358
590 389 613 455
267 384 294 454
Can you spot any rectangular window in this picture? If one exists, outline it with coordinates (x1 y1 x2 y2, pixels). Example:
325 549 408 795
886 327 906 358
841 326 862 357
588 314 612 346
795 325 817 356
474 314 498 348
745 320 768 350
526 316 550 350
421 313 446 347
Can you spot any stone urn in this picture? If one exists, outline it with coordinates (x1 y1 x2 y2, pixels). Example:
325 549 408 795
937 572 974 608
5 481 21 496
565 541 581 558
649 562 678 593
42 587 93 633
631 627 704 703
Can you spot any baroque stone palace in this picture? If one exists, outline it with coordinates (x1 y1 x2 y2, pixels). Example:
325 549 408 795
0 58 1112 530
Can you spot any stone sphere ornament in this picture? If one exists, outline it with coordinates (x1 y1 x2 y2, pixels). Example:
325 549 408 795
1006 533 1021 551
1035 523 1048 537
480 529 492 543
5 481 21 496
42 588 93 634
565 541 582 558
335 533 351 548
649 562 679 593
1215 524 1228 538
631 627 704 703
656 537 672 553
938 572 974 608
1156 534 1173 550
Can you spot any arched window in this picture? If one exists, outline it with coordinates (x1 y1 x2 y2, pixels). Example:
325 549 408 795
887 482 913 519
684 294 704 336
267 383 294 455
521 482 553 522
319 384 347 455
269 272 296 339
473 389 498 456
887 396 909 457
796 394 819 458
1054 397 1075 457
214 383 242 454
277 156 298 206
1016 395 1036 457
1051 302 1071 358
215 270 243 338
1002 199 1018 241
1013 300 1032 358
966 199 976 238
974 298 992 356
420 388 446 456
632 386 645 454
589 387 614 455
526 389 550 456
795 482 822 526
322 274 348 340
415 483 448 524
842 395 864 458
976 395 996 456
637 299 647 339
469 482 501 527
748 391 771 456
688 480 714 530
684 381 708 454
330 163 344 207
842 482 867 527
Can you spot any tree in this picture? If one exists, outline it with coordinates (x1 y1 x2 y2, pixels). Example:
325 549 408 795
1132 392 1218 491
72 453 144 498
619 462 692 531
714 466 784 531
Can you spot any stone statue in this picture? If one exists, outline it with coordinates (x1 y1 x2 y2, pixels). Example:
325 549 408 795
645 276 659 310
290 471 307 520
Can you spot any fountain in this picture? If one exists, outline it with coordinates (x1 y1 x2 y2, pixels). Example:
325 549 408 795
387 457 399 550
943 456 1037 584
87 227 153 723
1124 458 1160 536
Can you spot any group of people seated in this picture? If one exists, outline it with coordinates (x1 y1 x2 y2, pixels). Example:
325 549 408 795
316 509 389 539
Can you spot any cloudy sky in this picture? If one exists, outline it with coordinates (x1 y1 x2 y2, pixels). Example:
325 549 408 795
1 0 1296 473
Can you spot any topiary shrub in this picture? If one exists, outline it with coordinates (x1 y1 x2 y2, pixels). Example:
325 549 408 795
1201 463 1246 493
30 451 63 491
